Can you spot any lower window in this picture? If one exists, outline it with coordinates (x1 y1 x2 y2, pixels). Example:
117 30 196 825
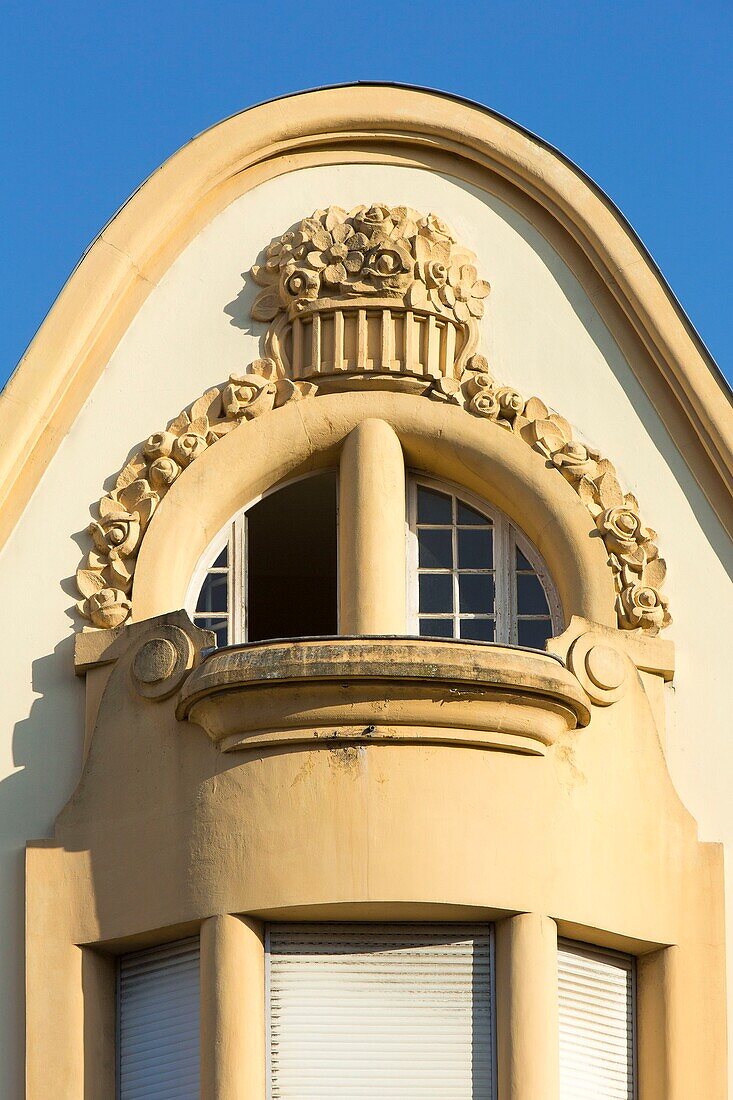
267 922 496 1099
117 938 200 1099
558 939 636 1098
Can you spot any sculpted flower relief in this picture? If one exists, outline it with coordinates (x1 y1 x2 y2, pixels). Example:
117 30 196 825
75 203 670 637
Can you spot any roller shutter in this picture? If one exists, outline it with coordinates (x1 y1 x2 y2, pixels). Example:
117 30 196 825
267 922 495 1099
118 938 200 1099
558 939 635 1098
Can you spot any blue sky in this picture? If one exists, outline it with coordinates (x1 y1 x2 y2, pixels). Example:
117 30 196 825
1 1 731 388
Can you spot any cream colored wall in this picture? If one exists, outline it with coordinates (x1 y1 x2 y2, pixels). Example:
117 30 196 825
1 161 732 1093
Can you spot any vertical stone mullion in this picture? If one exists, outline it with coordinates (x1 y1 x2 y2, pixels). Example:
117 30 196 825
496 913 560 1100
338 419 407 634
200 915 265 1100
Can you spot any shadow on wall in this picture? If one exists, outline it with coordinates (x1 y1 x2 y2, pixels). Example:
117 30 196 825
0 631 84 1098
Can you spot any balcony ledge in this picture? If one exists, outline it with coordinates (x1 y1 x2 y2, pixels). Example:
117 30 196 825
176 636 591 756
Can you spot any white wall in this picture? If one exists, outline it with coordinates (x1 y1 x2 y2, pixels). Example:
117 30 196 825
1 163 731 1095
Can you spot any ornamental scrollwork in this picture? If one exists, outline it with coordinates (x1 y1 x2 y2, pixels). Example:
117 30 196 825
428 355 671 636
251 204 490 327
76 360 315 629
76 202 670 636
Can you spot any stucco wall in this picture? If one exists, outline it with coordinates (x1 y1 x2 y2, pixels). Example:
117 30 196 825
1 162 731 1093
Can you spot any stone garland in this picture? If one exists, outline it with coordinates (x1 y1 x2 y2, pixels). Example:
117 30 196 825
77 356 670 636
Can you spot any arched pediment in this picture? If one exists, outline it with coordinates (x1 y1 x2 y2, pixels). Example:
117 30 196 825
1 83 732 562
76 203 669 637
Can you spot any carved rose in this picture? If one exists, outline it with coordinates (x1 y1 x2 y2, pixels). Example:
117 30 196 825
469 389 500 419
353 204 393 235
172 431 208 466
597 506 643 556
361 240 414 291
553 441 599 481
418 213 455 242
86 587 133 629
617 584 670 634
88 510 140 558
495 387 525 421
149 456 180 490
280 265 320 302
221 374 277 419
143 431 175 460
250 204 485 327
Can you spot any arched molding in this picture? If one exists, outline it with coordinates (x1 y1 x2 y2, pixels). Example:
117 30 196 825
2 84 732 557
130 390 618 631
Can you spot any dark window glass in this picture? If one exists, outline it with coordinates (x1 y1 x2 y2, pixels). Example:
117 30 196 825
457 528 493 569
196 572 227 613
518 618 553 650
517 572 550 616
418 618 454 638
417 486 452 525
418 528 453 570
459 573 495 614
456 500 489 526
212 546 228 569
460 619 495 642
516 546 534 571
419 573 454 614
196 617 229 647
247 472 338 642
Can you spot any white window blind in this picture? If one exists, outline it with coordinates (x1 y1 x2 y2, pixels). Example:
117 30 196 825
267 923 495 1100
558 939 635 1099
118 938 200 1100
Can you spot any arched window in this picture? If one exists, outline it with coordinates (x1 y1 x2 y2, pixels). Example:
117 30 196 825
189 470 339 646
189 470 561 649
407 478 561 648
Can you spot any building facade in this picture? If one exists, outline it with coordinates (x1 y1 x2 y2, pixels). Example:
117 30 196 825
1 85 732 1097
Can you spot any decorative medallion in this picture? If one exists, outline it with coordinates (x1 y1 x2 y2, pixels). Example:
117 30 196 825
76 204 670 637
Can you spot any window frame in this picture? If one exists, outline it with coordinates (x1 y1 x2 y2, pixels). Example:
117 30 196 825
185 469 340 646
406 474 563 645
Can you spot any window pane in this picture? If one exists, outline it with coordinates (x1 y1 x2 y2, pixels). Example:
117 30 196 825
419 573 454 614
418 528 453 569
516 545 534 571
457 528 493 569
457 500 490 526
517 572 550 616
417 485 452 525
247 472 338 642
195 617 229 647
212 545 228 568
460 619 495 642
196 572 228 613
459 573 495 614
419 618 454 638
518 618 552 650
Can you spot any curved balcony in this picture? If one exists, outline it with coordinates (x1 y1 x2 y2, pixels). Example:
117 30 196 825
176 636 591 756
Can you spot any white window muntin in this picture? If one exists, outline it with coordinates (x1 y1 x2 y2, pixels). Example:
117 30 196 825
406 475 562 645
186 469 339 646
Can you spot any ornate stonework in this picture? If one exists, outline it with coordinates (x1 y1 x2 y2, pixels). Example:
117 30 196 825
426 356 671 636
76 204 670 636
253 204 489 382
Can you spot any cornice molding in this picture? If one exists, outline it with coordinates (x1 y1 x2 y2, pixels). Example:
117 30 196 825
3 85 731 560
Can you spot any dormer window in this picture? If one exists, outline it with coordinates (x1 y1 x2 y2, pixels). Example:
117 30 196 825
190 467 560 649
